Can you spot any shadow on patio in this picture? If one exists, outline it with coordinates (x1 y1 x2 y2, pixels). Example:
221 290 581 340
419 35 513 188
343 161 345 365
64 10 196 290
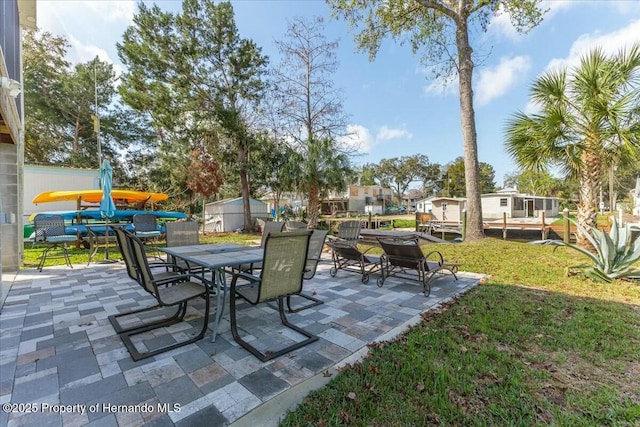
0 258 481 427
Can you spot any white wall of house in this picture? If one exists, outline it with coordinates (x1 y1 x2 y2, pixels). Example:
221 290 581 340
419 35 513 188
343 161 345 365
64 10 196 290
481 193 560 219
24 165 99 219
415 197 434 213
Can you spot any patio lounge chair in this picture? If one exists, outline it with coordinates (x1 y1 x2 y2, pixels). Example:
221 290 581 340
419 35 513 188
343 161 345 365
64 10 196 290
335 220 363 245
286 229 329 313
229 230 318 361
109 228 210 361
376 236 458 297
326 239 381 283
33 213 77 271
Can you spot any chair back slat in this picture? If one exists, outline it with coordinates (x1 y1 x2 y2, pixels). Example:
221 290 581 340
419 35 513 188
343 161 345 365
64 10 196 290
132 214 158 233
112 227 139 283
260 221 285 247
166 221 199 247
33 214 67 241
304 229 328 280
259 230 311 302
378 237 424 269
338 220 362 244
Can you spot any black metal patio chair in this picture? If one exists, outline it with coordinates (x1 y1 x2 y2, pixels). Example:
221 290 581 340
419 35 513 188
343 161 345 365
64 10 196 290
33 213 77 271
376 236 459 297
286 229 329 313
132 213 162 258
109 228 210 361
284 220 308 231
165 221 205 274
228 230 317 362
326 239 381 284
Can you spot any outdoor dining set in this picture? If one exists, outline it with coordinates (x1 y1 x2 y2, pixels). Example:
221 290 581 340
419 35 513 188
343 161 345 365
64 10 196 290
32 218 460 364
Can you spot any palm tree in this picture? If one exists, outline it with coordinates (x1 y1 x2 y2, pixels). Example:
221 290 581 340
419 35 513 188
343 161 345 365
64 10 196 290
294 137 353 228
505 45 640 248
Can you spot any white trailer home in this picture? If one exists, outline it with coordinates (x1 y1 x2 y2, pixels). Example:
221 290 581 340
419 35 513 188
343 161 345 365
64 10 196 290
481 189 560 220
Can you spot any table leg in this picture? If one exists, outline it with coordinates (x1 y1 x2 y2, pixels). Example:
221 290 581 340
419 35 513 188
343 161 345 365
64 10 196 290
211 268 228 342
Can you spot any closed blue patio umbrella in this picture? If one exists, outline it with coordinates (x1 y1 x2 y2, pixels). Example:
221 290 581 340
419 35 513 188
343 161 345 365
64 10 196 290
100 160 116 260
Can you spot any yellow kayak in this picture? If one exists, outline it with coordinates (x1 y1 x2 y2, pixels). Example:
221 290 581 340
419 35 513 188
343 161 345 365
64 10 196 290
32 189 169 204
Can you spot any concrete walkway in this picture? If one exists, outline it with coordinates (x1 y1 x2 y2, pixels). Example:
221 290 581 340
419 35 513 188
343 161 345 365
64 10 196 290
0 257 482 427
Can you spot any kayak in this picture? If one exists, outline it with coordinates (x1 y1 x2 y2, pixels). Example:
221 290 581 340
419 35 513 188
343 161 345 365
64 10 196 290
28 209 187 222
32 189 169 205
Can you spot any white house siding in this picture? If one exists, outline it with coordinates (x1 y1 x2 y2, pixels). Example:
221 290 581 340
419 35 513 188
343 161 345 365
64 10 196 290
415 197 434 213
481 195 511 219
24 165 99 219
481 193 559 219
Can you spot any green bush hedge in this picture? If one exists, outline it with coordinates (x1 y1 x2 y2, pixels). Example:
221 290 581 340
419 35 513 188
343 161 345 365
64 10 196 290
392 219 416 229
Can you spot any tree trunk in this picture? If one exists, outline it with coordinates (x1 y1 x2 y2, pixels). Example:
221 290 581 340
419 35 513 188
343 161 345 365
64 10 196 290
307 183 319 229
576 150 601 248
238 144 252 232
455 18 484 241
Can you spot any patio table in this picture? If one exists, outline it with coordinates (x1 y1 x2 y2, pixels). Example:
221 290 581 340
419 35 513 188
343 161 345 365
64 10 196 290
159 243 264 342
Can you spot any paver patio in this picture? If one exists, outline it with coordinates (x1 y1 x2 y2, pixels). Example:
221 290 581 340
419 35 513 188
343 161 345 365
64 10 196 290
0 256 481 427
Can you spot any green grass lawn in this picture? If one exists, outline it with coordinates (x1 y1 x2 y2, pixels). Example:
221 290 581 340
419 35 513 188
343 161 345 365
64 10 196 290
21 233 640 426
280 239 640 426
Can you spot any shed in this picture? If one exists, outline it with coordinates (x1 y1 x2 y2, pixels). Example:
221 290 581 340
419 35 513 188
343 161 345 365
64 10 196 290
430 197 466 223
204 197 269 232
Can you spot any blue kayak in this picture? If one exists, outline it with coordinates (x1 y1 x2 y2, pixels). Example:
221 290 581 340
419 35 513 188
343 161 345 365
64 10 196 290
28 209 187 222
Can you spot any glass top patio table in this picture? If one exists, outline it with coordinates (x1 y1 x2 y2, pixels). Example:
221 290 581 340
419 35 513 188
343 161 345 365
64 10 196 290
158 243 264 342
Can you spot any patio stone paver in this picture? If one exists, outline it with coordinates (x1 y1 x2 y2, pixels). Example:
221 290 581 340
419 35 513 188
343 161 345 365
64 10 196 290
0 257 482 427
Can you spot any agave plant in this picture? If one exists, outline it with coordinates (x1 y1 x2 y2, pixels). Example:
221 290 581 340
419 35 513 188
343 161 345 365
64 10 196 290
553 217 640 282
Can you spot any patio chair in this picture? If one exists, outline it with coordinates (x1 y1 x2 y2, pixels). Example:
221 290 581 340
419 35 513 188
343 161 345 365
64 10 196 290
229 230 318 361
112 226 182 286
376 236 459 297
109 229 210 361
327 239 381 284
165 220 199 246
238 221 285 273
132 213 162 258
284 220 308 231
33 213 77 271
286 229 329 313
165 221 204 273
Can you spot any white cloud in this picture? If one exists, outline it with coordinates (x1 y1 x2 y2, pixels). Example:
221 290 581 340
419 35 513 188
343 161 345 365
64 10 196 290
38 0 136 72
476 56 530 106
340 124 414 154
488 0 576 41
339 124 375 153
424 74 458 97
84 0 136 23
544 19 640 73
376 125 413 141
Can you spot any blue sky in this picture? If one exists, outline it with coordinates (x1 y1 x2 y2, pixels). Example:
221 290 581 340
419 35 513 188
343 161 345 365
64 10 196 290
37 0 640 188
